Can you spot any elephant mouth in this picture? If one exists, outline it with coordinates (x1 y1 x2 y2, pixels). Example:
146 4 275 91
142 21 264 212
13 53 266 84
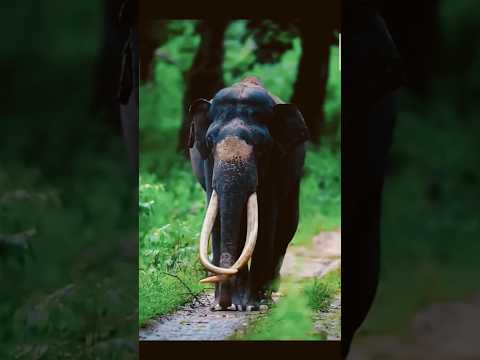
198 190 258 284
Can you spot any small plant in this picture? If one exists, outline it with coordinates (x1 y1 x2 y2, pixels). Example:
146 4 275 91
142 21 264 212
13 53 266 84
304 270 341 312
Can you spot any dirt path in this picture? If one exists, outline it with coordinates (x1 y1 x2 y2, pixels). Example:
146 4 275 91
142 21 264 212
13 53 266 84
138 292 266 340
139 230 341 341
348 291 480 359
313 293 341 340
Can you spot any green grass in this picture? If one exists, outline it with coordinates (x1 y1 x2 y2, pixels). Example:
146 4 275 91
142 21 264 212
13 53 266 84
304 269 341 312
237 270 340 340
241 284 321 340
139 170 208 325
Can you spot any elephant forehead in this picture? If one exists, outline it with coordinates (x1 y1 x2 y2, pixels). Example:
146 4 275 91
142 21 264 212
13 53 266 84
215 136 253 161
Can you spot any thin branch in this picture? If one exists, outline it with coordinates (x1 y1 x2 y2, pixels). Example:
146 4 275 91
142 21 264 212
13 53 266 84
161 271 206 306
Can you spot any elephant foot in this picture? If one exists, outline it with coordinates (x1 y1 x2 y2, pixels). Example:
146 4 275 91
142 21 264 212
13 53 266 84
210 303 242 311
246 304 269 311
245 291 273 311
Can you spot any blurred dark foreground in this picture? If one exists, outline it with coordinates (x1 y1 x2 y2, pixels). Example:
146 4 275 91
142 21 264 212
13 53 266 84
346 0 480 358
0 2 137 359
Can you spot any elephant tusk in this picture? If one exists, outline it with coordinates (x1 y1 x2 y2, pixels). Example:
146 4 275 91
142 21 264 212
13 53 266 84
198 192 258 283
199 274 230 284
230 192 258 270
199 190 238 275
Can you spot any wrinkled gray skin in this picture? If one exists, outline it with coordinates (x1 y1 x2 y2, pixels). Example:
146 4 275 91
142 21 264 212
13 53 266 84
188 77 309 311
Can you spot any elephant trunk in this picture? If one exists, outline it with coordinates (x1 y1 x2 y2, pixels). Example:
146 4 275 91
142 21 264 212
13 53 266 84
198 136 258 290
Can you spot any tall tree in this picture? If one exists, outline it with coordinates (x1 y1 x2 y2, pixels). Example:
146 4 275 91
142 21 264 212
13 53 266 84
177 20 229 153
91 0 129 133
379 0 440 97
290 15 339 144
138 3 169 83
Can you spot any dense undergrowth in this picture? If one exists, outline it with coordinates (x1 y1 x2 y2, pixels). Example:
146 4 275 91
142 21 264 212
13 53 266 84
1 2 137 358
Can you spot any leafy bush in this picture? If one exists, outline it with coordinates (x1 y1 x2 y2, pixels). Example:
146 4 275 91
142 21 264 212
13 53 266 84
294 146 341 246
139 170 208 325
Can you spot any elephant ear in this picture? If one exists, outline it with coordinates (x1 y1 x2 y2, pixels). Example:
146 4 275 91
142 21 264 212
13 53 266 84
187 98 212 158
270 104 310 154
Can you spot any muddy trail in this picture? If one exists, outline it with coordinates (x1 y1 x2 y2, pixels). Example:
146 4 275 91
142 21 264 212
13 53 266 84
139 230 341 341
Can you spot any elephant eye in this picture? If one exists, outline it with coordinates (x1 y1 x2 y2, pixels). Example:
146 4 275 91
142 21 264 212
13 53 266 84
206 134 212 146
205 134 215 151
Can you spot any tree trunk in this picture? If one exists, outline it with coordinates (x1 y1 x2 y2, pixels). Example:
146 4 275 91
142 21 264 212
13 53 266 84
291 17 338 144
91 0 130 133
379 0 439 98
138 1 164 83
177 20 229 154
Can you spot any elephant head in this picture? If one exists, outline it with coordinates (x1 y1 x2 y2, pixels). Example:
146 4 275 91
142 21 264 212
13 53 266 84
188 77 309 302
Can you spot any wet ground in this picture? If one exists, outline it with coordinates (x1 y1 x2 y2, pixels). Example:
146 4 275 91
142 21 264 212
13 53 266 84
139 230 341 341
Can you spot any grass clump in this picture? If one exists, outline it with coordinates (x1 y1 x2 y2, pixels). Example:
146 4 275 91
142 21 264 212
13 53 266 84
242 286 322 340
238 270 341 341
304 269 341 312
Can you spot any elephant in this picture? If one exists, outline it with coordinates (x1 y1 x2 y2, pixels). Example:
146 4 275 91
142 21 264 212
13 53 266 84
187 76 309 311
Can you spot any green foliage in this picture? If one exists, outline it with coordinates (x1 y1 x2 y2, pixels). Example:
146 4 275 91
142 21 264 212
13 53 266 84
138 20 206 325
242 285 321 340
325 46 341 126
294 146 341 245
224 20 302 101
304 269 341 312
1 144 137 359
139 171 207 325
0 2 137 358
157 20 200 72
245 20 298 64
140 21 200 160
238 270 340 341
